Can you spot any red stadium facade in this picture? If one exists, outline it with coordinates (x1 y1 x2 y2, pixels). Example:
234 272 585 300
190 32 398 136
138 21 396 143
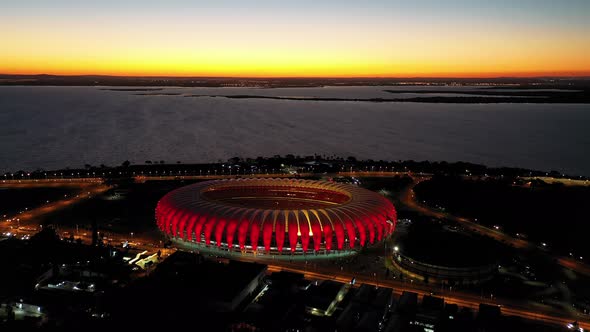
155 179 397 256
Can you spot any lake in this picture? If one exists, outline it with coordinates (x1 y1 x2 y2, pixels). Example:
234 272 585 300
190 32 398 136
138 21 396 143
0 86 588 175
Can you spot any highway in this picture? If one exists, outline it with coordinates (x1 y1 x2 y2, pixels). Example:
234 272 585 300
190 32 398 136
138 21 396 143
134 173 314 183
0 179 110 235
399 176 530 249
263 264 590 329
1 178 103 185
399 177 590 277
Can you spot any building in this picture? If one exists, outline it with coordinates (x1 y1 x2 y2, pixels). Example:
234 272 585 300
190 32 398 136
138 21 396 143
156 179 397 257
392 250 497 285
410 295 445 332
153 251 267 312
304 280 349 316
391 224 498 285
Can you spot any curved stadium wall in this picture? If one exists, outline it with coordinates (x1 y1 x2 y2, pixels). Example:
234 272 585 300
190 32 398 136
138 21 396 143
155 179 397 255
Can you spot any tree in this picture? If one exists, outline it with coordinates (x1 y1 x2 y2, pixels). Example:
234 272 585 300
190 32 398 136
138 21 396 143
5 304 14 321
122 160 130 168
30 227 60 245
91 218 98 246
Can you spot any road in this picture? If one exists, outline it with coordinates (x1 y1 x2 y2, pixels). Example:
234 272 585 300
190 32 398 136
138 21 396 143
263 264 590 330
0 179 110 235
1 178 103 186
399 176 590 277
134 173 314 182
399 176 530 249
521 177 590 187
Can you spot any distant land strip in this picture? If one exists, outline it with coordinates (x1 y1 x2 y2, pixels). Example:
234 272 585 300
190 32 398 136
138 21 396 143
2 74 590 88
180 94 590 104
100 88 165 91
134 92 183 96
383 89 581 96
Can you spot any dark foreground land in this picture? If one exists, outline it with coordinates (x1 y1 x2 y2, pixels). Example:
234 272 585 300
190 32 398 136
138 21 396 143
2 156 590 330
414 175 590 258
0 231 573 332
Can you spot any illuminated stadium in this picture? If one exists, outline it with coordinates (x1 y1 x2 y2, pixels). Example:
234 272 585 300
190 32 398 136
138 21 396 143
155 179 397 257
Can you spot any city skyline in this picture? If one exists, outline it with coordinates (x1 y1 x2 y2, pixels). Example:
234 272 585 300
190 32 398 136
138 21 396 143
1 0 589 77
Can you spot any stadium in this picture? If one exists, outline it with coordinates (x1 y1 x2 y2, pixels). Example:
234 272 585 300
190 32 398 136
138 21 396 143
155 178 397 257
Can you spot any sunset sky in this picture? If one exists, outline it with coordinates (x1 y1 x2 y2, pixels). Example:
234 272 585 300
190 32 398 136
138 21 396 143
1 0 589 77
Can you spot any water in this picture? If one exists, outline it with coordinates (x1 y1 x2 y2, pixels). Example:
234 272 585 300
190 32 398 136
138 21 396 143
0 86 588 175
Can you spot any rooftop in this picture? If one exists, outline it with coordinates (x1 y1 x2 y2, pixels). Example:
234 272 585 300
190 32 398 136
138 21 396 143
154 251 267 303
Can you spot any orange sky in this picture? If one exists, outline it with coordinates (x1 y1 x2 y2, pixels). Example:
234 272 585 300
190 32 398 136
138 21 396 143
1 1 589 78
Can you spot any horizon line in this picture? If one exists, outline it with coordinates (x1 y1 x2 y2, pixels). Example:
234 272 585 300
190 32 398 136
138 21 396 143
2 73 590 80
